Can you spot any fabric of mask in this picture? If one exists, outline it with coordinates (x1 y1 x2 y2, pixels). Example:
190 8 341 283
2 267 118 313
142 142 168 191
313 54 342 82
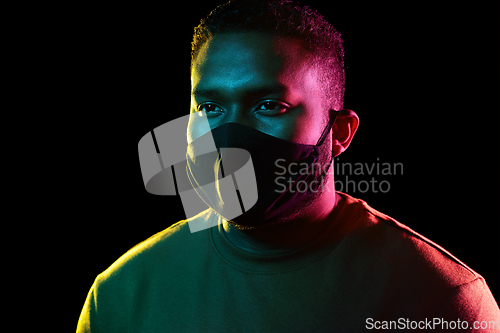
186 111 339 227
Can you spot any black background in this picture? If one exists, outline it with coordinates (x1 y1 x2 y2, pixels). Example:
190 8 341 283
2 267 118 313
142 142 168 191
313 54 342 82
64 1 499 328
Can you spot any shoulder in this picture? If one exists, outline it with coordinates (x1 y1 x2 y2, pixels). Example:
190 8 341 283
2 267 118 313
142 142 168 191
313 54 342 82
336 192 500 318
94 209 216 288
339 192 480 288
79 210 218 331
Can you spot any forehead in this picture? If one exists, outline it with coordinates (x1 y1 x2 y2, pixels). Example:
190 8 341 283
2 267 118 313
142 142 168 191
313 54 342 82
191 32 313 95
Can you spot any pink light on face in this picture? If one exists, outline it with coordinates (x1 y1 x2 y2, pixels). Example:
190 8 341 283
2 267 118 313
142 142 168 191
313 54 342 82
191 32 331 146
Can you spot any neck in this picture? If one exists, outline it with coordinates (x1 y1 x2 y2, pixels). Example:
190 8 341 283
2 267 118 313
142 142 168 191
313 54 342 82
221 190 344 254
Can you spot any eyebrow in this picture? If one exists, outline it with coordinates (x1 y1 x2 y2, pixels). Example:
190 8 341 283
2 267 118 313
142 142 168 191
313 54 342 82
191 85 287 99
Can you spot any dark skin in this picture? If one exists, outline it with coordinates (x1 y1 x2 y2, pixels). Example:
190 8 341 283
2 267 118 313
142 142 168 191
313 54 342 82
188 32 359 253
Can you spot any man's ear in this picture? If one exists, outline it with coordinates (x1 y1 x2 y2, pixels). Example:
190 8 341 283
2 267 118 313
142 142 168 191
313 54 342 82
332 109 359 157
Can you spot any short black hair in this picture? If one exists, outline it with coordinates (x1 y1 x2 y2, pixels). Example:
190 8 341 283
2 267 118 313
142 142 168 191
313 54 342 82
191 0 345 111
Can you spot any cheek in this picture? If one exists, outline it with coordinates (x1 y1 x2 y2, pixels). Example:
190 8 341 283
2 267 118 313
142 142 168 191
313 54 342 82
289 110 326 145
287 81 328 145
280 90 327 144
299 70 329 143
187 112 212 144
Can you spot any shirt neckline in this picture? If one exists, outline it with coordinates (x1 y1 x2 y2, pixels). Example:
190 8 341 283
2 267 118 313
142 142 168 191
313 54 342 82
209 192 362 274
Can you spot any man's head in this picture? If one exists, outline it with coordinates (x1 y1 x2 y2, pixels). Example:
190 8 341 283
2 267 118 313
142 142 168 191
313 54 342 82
188 0 359 228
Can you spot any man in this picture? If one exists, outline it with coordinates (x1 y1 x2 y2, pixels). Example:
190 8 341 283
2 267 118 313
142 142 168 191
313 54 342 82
77 0 500 331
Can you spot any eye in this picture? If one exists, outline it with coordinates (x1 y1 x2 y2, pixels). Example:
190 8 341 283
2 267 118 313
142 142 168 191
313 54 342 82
197 103 224 116
255 101 289 116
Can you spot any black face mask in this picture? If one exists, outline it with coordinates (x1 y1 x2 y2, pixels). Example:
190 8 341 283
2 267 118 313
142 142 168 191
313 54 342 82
186 111 339 227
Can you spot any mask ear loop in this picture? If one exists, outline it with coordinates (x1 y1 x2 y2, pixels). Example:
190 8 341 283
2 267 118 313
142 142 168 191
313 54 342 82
310 110 340 191
316 110 340 146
